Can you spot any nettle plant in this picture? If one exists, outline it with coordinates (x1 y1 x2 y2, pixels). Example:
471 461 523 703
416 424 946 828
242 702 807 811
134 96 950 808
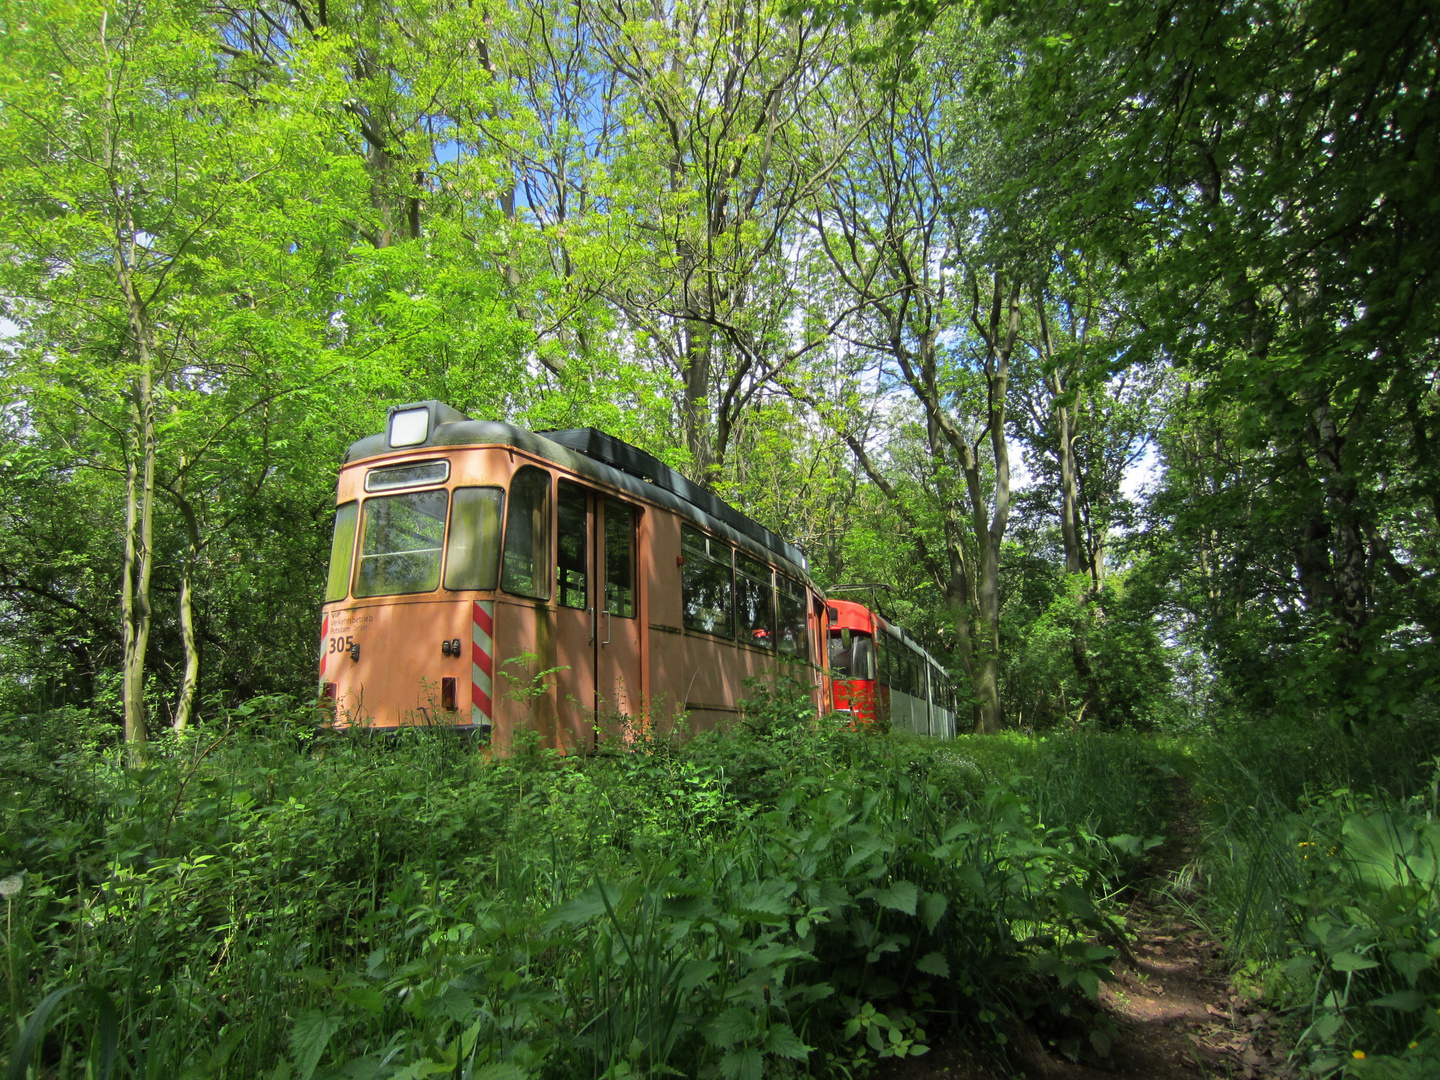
1276 793 1440 1078
280 770 1132 1079
2 694 1170 1080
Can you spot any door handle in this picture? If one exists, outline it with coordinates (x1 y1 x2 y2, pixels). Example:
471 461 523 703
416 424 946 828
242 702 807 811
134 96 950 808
588 605 595 645
602 609 611 646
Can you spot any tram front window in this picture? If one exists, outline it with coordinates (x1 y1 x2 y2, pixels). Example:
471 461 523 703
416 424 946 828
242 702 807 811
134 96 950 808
444 487 504 591
324 501 358 602
354 489 449 597
828 631 874 679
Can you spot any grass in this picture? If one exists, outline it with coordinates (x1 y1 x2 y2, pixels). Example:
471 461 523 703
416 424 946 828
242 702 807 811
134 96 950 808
0 694 1178 1080
1172 716 1440 1078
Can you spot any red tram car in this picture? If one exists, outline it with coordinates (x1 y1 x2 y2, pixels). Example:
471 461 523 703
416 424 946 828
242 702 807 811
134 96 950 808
827 598 957 737
319 401 831 749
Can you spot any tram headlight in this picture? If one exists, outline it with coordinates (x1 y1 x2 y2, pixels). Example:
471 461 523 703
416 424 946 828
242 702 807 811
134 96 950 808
388 407 430 447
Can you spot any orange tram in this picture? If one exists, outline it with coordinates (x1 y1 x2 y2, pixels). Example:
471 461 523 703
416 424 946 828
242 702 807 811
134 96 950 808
319 401 957 748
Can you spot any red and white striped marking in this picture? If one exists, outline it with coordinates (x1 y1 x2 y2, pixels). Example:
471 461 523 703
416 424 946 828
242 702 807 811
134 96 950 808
471 600 495 731
318 613 329 683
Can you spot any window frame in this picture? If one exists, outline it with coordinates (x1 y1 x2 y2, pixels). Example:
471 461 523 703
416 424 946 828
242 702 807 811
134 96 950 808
443 485 506 592
603 497 637 619
735 552 776 650
775 574 809 659
680 525 735 639
501 465 554 601
352 487 451 599
556 480 590 610
324 500 360 602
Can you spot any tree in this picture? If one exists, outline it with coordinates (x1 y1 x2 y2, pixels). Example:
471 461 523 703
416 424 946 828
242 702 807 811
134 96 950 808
996 0 1440 710
0 0 374 740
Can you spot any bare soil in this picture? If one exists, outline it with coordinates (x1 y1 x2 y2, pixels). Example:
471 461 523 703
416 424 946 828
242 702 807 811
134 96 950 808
874 779 1299 1080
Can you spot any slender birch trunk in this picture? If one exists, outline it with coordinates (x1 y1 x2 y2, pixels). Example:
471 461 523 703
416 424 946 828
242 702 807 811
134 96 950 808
104 11 157 750
173 466 202 733
120 369 156 748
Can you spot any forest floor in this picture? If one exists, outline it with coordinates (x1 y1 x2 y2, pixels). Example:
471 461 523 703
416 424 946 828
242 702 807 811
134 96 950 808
877 778 1300 1080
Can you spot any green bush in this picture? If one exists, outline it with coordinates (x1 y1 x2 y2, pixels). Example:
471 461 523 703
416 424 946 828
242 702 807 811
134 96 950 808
1 699 1175 1079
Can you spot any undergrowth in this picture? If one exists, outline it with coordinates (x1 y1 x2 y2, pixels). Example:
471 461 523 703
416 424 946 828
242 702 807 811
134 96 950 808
0 691 1174 1079
1183 717 1440 1079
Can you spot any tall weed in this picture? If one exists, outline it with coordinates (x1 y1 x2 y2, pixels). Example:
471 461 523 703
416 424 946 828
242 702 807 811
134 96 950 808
1 700 1173 1079
1188 719 1440 1077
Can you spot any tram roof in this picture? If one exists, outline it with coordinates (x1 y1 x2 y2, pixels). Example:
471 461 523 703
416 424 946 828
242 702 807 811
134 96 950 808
345 401 810 574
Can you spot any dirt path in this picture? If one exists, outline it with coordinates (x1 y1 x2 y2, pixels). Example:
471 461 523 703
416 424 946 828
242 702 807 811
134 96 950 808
877 778 1298 1080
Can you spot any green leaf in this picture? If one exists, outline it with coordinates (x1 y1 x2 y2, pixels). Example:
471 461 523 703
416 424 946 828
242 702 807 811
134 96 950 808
336 986 386 1015
471 1066 531 1080
389 1060 454 1079
1369 990 1426 1011
546 881 622 927
915 951 950 977
763 1023 813 1061
1390 951 1431 986
873 880 918 915
920 890 947 932
706 1007 758 1048
678 958 719 991
1281 956 1316 982
1057 882 1094 919
719 1047 763 1080
1107 833 1142 856
1330 952 1380 973
289 1012 343 1080
5 985 118 1080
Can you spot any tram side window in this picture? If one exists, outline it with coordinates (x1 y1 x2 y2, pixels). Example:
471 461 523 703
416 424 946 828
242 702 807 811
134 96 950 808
354 489 449 598
444 487 505 591
736 554 775 648
776 576 808 658
502 466 552 600
877 633 891 687
681 526 733 637
325 501 359 602
604 498 636 618
557 483 588 609
896 650 913 696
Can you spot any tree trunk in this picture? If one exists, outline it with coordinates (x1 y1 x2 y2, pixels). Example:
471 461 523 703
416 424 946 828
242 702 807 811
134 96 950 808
104 10 155 752
120 375 155 748
962 275 1018 733
173 473 202 733
1312 397 1370 651
1036 295 1085 576
682 321 714 478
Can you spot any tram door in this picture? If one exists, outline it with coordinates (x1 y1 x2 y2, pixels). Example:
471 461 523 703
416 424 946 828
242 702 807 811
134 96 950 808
555 482 643 749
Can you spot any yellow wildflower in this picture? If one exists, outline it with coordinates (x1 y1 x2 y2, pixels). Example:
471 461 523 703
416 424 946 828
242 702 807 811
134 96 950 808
1353 1051 1366 1059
